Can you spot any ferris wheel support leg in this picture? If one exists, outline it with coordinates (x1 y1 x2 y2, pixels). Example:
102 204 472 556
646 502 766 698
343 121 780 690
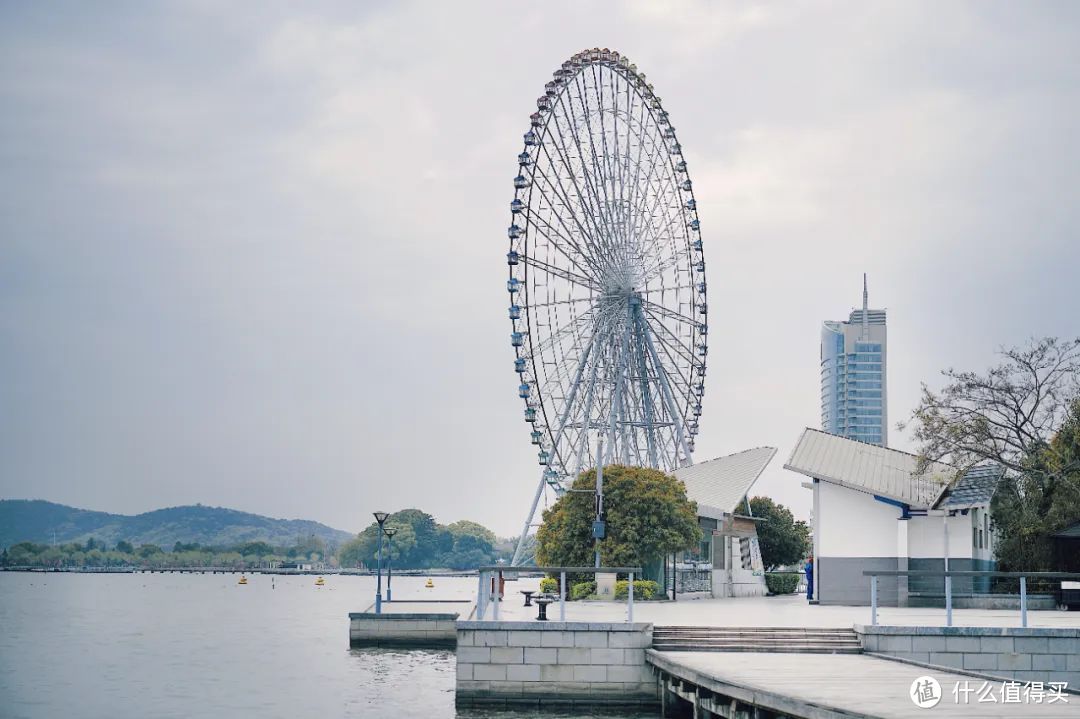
637 304 693 467
512 473 548 566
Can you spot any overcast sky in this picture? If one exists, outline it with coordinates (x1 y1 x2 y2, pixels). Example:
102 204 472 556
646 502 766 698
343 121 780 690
2 1 1078 536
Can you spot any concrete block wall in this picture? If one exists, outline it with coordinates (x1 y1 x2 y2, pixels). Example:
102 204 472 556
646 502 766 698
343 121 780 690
455 621 656 706
856 625 1080 687
348 612 458 648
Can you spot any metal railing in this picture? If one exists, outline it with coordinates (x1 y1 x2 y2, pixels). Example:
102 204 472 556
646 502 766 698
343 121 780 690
863 570 1080 627
475 565 643 623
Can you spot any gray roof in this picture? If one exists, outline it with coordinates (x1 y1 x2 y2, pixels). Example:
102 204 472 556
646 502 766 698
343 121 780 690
934 464 1004 509
674 447 777 518
1052 521 1080 539
784 428 953 508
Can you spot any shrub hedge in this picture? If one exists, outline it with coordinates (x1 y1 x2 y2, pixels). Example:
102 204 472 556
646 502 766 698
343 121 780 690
765 572 800 595
570 581 597 600
614 579 660 600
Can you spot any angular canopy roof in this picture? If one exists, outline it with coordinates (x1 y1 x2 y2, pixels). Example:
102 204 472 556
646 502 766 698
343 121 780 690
674 447 777 518
934 464 1004 510
784 428 953 508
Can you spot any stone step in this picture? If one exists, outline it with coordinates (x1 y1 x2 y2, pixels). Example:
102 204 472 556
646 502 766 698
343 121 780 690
648 634 859 639
651 626 862 654
653 633 858 641
652 626 855 634
652 643 863 654
654 626 856 633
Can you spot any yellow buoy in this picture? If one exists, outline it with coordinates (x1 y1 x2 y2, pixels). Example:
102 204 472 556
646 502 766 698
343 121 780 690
315 576 325 586
425 578 434 588
238 576 248 585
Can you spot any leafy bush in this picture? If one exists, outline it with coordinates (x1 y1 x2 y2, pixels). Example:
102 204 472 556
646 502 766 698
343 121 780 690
765 572 800 595
539 577 559 594
614 579 660 600
570 581 596 600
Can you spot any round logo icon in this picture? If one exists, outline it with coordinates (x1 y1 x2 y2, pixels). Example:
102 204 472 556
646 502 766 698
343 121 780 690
910 676 942 708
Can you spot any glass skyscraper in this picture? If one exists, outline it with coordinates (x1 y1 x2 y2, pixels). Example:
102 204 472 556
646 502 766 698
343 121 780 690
820 275 887 446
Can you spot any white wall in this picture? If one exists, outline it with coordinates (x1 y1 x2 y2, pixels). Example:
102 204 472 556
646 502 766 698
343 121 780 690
817 481 900 557
907 513 975 560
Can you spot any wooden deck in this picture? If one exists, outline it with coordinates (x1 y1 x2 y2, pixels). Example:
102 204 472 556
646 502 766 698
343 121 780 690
647 650 1079 718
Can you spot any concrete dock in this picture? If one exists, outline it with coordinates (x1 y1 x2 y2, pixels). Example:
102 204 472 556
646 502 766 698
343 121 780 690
648 650 1080 718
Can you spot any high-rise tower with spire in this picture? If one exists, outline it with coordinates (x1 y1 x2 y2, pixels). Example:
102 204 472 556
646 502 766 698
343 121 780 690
820 275 888 446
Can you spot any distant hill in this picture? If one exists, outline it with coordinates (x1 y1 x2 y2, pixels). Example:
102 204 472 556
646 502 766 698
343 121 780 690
0 500 355 548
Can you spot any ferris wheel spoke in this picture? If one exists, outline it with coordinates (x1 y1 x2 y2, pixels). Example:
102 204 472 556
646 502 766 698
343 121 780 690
528 295 598 310
646 320 700 407
521 198 604 280
531 141 619 276
522 255 601 293
544 103 624 272
551 82 612 254
639 298 699 329
544 328 600 474
621 109 676 261
635 306 692 467
527 306 597 359
643 322 698 384
638 284 697 295
571 69 623 262
629 153 685 272
596 64 628 262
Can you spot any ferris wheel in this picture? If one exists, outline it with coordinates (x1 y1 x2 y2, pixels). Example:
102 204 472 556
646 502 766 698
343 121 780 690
507 49 707 565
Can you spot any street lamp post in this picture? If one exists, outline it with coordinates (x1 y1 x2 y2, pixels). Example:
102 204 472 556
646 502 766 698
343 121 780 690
373 511 389 614
383 527 398 603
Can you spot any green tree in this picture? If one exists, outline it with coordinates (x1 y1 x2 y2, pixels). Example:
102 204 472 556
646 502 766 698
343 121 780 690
138 544 163 559
115 540 134 554
238 541 274 557
748 496 811 570
446 520 497 545
992 398 1080 570
536 465 702 569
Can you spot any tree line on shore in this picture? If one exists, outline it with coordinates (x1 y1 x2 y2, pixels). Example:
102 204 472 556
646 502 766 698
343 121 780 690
1 510 514 571
0 534 336 570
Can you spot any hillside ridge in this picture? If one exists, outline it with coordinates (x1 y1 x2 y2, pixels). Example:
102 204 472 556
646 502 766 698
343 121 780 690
0 499 354 548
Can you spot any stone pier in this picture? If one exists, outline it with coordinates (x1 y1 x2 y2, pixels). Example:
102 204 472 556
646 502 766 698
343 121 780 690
455 621 657 707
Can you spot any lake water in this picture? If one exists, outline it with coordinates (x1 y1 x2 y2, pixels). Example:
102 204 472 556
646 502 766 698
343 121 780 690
0 572 656 719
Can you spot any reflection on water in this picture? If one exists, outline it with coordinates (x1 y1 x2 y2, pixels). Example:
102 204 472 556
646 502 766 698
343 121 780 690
0 572 655 719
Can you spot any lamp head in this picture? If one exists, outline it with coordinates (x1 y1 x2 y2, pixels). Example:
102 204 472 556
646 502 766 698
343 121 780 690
373 511 389 525
383 527 398 538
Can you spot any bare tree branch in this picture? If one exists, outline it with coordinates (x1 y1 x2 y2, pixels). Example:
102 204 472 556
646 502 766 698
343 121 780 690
901 337 1080 482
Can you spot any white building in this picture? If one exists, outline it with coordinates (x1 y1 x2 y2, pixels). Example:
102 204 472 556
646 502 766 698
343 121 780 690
673 447 777 598
785 429 1000 606
821 275 888 446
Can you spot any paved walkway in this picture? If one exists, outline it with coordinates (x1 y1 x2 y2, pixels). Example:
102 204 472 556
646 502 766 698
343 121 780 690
648 650 1080 718
482 579 1080 629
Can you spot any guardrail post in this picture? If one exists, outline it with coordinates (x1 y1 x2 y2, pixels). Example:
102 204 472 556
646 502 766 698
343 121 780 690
559 571 566 621
945 575 952 627
628 571 635 623
870 575 878 626
476 570 486 620
1020 576 1028 628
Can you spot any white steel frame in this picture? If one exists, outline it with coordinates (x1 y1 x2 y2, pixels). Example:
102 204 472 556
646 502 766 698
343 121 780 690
507 49 707 565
